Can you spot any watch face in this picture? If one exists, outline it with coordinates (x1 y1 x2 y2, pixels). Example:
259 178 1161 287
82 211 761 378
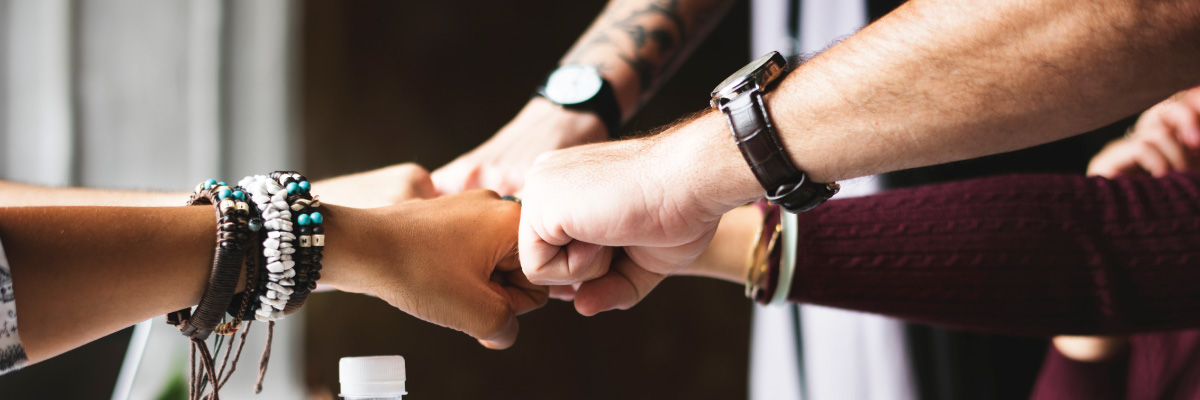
543 65 603 105
710 52 787 106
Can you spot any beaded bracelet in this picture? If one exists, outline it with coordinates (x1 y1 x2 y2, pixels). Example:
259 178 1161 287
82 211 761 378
238 174 297 322
168 180 255 340
276 171 325 314
272 171 322 290
215 185 264 335
167 179 261 400
236 171 325 321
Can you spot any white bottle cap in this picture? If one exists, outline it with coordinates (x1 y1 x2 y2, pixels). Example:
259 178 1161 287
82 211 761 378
340 356 407 397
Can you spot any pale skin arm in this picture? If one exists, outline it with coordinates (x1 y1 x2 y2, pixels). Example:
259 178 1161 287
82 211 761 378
0 163 437 208
520 0 1200 315
0 181 183 207
685 87 1200 360
682 88 1200 362
2 191 545 364
431 0 736 195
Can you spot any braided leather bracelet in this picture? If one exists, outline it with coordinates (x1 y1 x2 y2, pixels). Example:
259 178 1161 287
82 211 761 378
167 181 254 340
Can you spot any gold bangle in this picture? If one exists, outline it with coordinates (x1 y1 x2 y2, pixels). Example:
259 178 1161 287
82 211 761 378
745 209 782 300
745 220 767 298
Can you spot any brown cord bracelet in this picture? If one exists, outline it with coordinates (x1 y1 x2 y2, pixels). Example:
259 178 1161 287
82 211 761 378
168 183 253 339
167 181 258 400
176 173 326 399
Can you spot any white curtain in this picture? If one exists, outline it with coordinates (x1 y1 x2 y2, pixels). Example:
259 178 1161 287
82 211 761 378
0 1 304 399
749 1 918 399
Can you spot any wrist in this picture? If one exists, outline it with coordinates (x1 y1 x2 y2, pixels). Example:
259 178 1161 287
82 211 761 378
312 204 380 291
513 97 609 147
681 205 763 284
554 60 640 122
654 110 764 216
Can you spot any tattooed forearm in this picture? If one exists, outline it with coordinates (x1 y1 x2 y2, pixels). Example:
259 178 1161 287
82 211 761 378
562 0 736 107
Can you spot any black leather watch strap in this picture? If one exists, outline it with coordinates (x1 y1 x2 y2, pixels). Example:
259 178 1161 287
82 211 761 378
583 78 622 138
537 73 623 139
720 91 839 213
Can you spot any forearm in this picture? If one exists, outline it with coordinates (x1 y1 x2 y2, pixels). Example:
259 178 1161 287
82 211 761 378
785 171 1200 336
684 171 1200 335
1 206 215 361
0 204 370 363
0 180 185 206
656 0 1200 210
0 172 412 209
561 0 737 116
772 0 1200 183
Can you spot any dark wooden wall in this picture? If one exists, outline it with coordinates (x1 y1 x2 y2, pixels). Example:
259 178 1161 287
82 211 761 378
300 1 754 399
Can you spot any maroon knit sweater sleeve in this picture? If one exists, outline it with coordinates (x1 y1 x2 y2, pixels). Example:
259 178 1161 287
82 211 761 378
787 171 1200 336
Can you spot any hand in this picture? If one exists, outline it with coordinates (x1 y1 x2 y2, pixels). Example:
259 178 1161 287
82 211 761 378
315 163 436 208
1087 87 1200 178
1052 89 1200 361
432 98 608 195
548 204 766 302
519 115 760 315
326 191 547 349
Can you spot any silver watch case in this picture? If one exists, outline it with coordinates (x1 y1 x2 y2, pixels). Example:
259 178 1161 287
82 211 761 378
710 52 788 109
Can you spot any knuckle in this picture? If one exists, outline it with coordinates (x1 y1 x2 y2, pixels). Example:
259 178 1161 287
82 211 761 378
1133 140 1155 153
495 200 521 220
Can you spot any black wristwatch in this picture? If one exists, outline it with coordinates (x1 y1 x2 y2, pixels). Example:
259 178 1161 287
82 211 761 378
710 52 839 213
538 65 623 138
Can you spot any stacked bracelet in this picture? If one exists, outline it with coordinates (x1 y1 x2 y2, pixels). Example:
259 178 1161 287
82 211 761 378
167 179 263 400
168 180 256 340
270 171 324 315
236 171 325 322
239 173 296 322
216 199 262 335
171 173 324 399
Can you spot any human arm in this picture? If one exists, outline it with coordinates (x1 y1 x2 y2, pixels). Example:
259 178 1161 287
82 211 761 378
1053 87 1200 361
1087 86 1200 178
431 0 737 195
0 163 436 208
1 190 542 364
520 0 1200 314
0 180 184 206
681 171 1200 336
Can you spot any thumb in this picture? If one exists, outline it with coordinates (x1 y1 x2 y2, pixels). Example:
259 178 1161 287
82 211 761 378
573 250 666 316
461 283 521 350
518 220 610 285
476 313 519 350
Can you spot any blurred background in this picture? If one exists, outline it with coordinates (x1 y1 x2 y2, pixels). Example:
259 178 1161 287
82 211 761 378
0 0 754 398
0 0 1142 399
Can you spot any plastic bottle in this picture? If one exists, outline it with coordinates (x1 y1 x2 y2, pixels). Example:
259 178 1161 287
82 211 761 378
339 355 407 400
